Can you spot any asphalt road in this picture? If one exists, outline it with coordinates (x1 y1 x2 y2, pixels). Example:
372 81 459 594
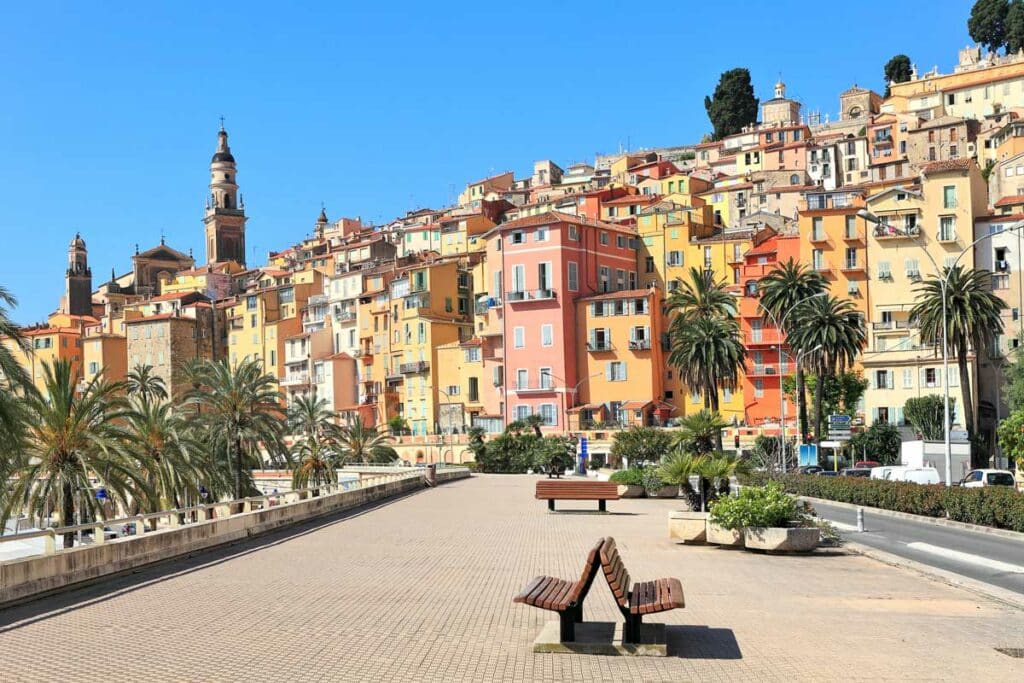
811 501 1024 596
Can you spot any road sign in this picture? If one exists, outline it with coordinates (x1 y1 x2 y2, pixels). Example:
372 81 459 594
828 430 851 441
828 414 851 426
798 443 818 467
820 440 845 448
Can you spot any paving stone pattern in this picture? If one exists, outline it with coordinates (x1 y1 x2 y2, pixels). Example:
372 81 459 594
1 475 1022 681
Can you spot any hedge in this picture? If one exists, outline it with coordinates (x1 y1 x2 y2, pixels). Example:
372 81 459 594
740 472 1024 533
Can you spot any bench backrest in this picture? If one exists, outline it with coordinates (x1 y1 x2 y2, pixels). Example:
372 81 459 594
566 538 606 604
535 480 619 499
599 537 631 608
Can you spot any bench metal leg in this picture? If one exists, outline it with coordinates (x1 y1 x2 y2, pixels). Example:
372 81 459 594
548 499 555 512
558 610 576 642
573 602 584 623
623 613 642 644
598 499 606 512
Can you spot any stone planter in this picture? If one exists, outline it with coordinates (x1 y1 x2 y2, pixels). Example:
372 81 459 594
743 526 820 553
668 511 707 544
646 486 677 498
617 484 644 498
705 521 744 547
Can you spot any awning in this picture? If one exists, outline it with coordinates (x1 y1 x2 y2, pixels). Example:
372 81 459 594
621 400 653 410
567 403 606 413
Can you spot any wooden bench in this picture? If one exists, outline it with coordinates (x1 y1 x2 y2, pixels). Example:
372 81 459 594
512 538 605 642
599 537 685 643
535 480 619 512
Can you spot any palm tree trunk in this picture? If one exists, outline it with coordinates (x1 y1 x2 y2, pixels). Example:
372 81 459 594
61 481 75 549
710 391 724 452
234 436 243 500
957 354 973 435
813 370 825 446
796 367 809 442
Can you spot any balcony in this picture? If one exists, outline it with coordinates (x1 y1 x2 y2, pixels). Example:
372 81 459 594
308 294 329 306
531 288 556 300
812 260 833 275
280 372 311 387
385 372 404 385
996 260 1011 273
404 293 431 309
808 232 831 245
745 330 783 346
587 341 613 352
400 360 430 374
628 339 652 351
513 382 556 393
842 229 865 245
506 290 528 302
840 260 866 274
873 319 914 333
334 309 356 322
747 362 793 376
874 224 920 240
937 228 958 244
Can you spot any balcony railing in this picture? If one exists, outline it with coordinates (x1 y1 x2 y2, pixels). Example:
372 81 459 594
514 382 555 393
334 310 356 322
506 290 527 302
937 228 957 243
628 339 652 351
587 341 613 352
531 288 556 300
745 330 784 346
748 362 793 375
874 224 920 239
400 360 430 374
280 372 311 387
841 260 865 272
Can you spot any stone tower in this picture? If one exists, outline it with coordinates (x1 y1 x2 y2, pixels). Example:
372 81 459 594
761 79 801 126
65 232 93 316
203 123 247 265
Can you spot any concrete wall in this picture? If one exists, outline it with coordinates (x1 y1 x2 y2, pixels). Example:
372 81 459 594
0 470 470 608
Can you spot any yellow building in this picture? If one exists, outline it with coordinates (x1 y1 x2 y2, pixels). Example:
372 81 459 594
434 338 485 434
861 158 987 429
3 323 86 394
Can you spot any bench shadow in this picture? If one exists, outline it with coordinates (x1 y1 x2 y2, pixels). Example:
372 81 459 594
548 511 641 516
667 625 742 660
0 487 427 631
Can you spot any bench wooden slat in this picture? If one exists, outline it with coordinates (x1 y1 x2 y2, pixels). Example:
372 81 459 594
526 577 555 606
513 576 546 604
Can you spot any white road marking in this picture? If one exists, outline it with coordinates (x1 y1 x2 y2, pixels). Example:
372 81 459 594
906 542 1024 574
824 519 859 532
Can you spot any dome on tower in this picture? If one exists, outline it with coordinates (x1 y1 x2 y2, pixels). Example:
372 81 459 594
70 232 86 249
211 150 235 163
211 129 235 163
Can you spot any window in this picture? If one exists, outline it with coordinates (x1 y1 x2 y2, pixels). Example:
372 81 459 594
847 281 859 296
246 295 257 310
599 267 610 292
568 225 579 241
939 216 956 241
645 256 655 273
902 368 914 389
511 264 526 292
535 227 548 242
845 247 857 269
445 297 453 312
615 269 625 290
878 261 891 279
539 403 556 426
811 217 824 241
616 235 626 249
812 249 825 271
513 326 525 348
875 370 892 389
468 377 479 402
516 369 528 390
703 246 712 268
690 390 701 404
924 367 939 388
667 250 683 266
753 379 764 398
539 368 552 389
590 328 611 350
845 215 857 239
567 261 578 291
446 385 461 396
600 232 609 246
511 231 525 244
541 324 553 347
514 405 530 422
465 347 481 362
88 361 99 375
943 185 957 209
538 262 551 290
606 361 627 381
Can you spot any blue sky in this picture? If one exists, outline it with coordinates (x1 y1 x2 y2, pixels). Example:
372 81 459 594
0 1 972 322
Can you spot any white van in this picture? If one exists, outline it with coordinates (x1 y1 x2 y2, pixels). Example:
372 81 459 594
894 467 941 485
870 466 902 480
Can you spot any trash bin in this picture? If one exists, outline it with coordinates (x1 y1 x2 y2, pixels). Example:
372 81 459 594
426 463 437 487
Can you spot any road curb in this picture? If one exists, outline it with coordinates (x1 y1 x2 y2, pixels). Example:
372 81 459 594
842 540 1024 611
799 496 1024 543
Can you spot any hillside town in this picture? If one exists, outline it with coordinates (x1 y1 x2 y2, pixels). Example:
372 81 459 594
8 45 1024 467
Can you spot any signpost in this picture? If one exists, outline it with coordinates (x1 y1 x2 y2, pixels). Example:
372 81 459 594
798 443 818 467
578 437 589 475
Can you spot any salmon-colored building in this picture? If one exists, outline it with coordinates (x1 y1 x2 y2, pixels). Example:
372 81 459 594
493 211 638 431
738 230 801 428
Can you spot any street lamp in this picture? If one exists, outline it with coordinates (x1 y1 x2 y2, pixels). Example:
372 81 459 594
546 371 603 433
857 209 1024 485
759 292 827 472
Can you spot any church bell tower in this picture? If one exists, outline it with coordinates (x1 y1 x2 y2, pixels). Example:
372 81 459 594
65 233 93 316
203 121 247 265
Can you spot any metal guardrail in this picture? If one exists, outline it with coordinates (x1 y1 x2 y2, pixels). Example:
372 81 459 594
0 470 434 561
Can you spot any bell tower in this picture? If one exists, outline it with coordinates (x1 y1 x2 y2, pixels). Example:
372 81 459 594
203 120 247 265
65 233 93 316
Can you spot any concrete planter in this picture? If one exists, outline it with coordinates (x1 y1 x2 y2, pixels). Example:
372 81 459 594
668 511 707 544
617 484 644 498
705 521 744 547
646 486 677 498
743 526 820 553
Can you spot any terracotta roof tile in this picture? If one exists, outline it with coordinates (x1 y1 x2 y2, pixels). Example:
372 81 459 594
920 158 974 174
995 194 1024 208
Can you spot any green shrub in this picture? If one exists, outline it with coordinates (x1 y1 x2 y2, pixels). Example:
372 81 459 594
762 473 1024 533
709 482 799 530
609 468 646 486
642 467 666 494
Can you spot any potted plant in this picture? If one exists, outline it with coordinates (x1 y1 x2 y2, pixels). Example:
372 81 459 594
709 482 820 552
642 466 676 498
608 468 645 497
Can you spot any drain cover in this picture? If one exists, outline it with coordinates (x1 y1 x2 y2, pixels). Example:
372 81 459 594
995 647 1024 658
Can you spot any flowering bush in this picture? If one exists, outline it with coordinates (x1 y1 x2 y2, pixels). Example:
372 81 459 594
709 482 799 530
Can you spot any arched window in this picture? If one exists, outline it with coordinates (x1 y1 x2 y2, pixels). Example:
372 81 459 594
224 194 231 209
790 174 800 185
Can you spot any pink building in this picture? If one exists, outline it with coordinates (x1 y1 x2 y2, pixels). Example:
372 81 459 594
492 211 638 431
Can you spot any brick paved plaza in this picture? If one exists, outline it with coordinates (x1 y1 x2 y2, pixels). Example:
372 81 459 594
1 475 1022 681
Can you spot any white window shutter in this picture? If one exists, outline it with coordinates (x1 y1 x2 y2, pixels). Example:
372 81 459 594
866 373 873 389
948 367 959 387
936 369 942 387
622 364 627 381
871 407 879 423
605 363 612 381
888 370 895 389
920 367 927 387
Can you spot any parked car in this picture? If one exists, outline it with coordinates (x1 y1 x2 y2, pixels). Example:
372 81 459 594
798 466 824 475
814 470 839 477
840 468 872 478
959 469 1016 488
855 460 881 469
895 467 941 485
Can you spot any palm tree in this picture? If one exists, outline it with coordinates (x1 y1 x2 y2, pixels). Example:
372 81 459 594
673 409 729 456
290 435 339 493
787 296 866 444
0 286 31 454
669 317 745 422
334 418 393 464
125 364 168 403
287 394 338 438
758 259 827 441
185 359 286 499
657 449 707 508
124 397 204 524
910 266 1006 438
666 266 737 322
1 360 144 547
700 453 752 496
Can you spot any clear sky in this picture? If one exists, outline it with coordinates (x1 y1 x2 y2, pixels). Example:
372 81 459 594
0 1 973 323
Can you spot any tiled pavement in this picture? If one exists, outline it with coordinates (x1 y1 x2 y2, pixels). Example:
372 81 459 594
1 474 1022 681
